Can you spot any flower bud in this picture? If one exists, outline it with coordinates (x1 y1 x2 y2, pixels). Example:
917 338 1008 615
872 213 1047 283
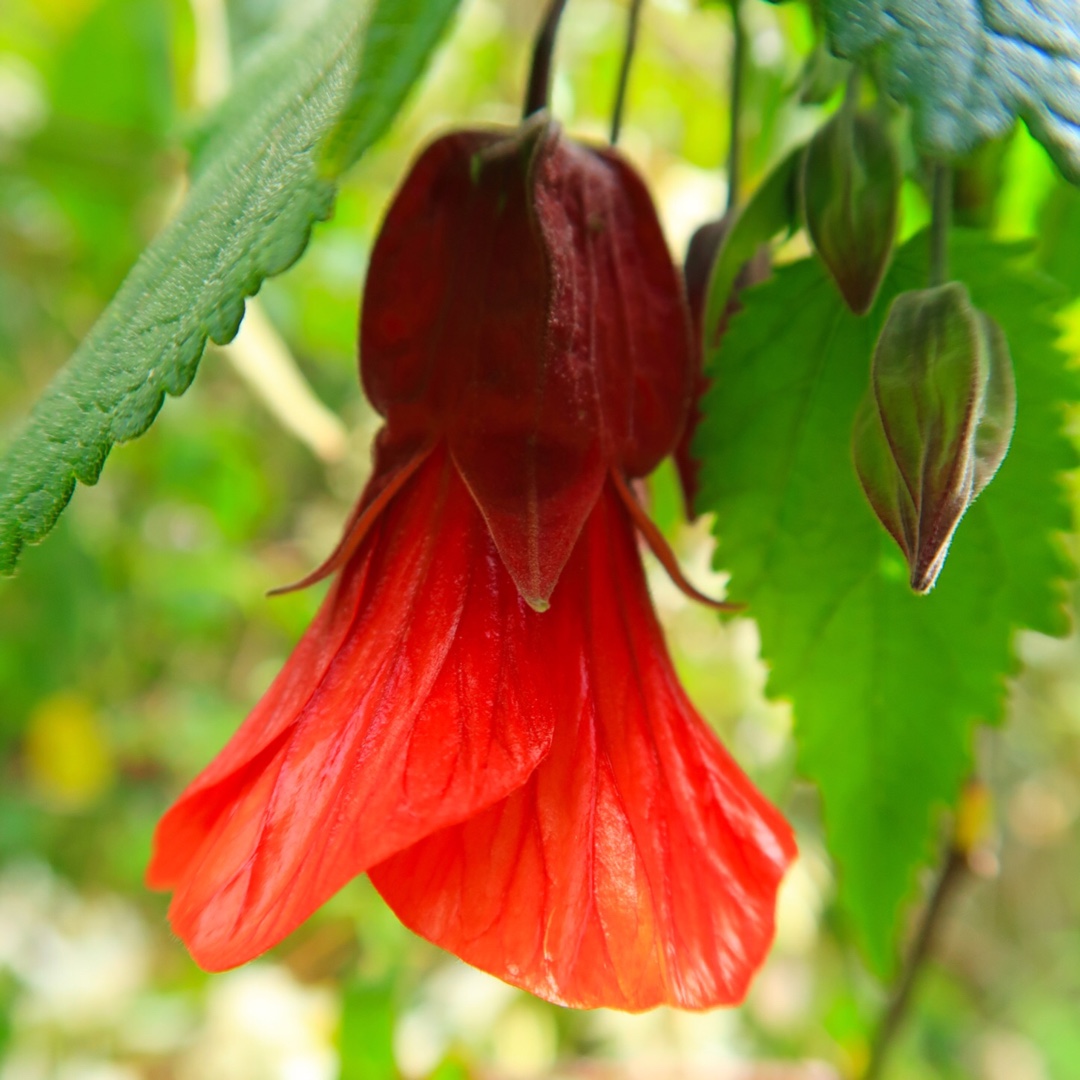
802 108 900 315
674 214 770 518
852 282 1016 593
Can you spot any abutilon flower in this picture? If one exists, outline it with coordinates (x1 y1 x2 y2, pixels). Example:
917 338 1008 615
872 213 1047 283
147 116 795 1011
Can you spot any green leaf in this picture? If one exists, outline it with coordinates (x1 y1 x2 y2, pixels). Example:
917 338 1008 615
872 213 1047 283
339 978 396 1080
0 0 460 575
1039 181 1080 296
50 0 173 137
320 0 462 175
697 233 1078 973
823 0 1080 183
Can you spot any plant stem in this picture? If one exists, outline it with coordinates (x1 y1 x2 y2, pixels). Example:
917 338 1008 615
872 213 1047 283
929 162 952 287
863 845 967 1080
524 0 570 118
842 63 860 117
610 0 644 144
726 0 746 212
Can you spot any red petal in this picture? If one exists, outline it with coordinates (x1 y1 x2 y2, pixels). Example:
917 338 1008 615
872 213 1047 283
147 447 561 971
370 481 796 1011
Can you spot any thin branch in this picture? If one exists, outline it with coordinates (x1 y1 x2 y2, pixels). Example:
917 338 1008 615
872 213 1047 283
842 63 861 117
929 163 952 287
863 846 968 1080
524 0 570 118
610 0 645 145
726 0 747 212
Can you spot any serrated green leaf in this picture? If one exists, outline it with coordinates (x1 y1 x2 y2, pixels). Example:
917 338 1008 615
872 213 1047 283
823 0 1080 183
1039 181 1080 296
697 233 1078 973
321 0 462 176
0 0 460 575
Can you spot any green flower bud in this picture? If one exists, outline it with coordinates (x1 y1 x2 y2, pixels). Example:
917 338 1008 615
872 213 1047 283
852 282 1016 593
803 108 900 315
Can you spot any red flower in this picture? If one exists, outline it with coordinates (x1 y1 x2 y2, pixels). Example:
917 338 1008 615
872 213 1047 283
147 118 795 1011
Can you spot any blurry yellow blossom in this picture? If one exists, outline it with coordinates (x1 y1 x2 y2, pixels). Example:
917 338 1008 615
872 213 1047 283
23 693 114 811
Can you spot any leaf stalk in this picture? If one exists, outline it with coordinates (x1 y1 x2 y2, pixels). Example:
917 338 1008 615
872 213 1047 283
930 163 952 287
727 0 746 211
524 0 570 118
610 0 644 145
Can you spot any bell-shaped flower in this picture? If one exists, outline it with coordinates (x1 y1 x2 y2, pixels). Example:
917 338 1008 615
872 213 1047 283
853 281 1016 592
147 116 796 1011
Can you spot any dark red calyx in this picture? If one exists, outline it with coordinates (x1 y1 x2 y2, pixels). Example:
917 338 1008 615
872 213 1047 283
360 114 693 609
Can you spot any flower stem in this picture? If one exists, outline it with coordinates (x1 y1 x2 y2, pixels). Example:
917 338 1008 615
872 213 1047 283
862 844 968 1080
842 63 860 117
726 0 746 212
610 0 644 145
929 162 952 287
524 0 570 118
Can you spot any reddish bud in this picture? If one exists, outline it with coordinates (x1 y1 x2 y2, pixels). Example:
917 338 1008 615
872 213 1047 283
803 108 900 315
674 215 770 518
853 282 1016 592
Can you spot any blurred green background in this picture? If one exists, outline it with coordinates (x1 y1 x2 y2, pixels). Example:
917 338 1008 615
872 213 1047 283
1 1 1079 1077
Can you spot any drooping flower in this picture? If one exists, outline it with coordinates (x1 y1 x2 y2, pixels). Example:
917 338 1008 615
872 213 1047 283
147 116 795 1011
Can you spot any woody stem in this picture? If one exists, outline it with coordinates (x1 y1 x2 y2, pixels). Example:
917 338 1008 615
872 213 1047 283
929 162 952 287
610 0 644 144
862 844 968 1080
524 0 570 118
726 0 746 211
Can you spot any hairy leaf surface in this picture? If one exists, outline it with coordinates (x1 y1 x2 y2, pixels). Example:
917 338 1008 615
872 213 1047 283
824 0 1080 181
0 0 460 574
697 234 1078 972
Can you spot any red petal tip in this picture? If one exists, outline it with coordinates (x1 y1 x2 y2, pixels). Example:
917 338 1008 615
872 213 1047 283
149 448 559 970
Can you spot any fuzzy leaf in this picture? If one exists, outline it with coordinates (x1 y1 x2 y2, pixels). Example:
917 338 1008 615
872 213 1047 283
823 0 1080 182
0 0 460 575
697 233 1078 973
